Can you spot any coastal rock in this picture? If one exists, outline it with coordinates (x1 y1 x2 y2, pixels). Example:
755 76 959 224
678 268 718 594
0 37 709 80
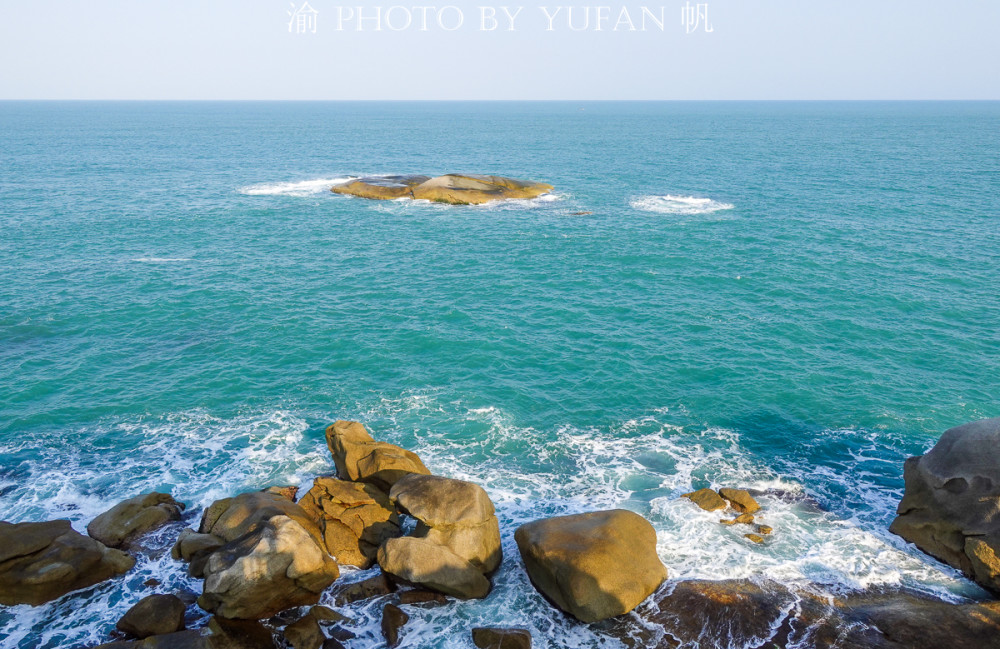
718 488 761 514
172 528 225 577
610 579 1000 649
297 476 400 568
332 174 553 206
331 572 395 606
890 417 1000 593
116 594 186 639
381 603 409 648
514 509 667 622
0 519 135 606
324 420 430 491
472 627 532 649
196 492 339 619
378 536 491 599
389 473 502 573
87 492 185 548
284 614 325 649
206 616 277 649
681 488 727 512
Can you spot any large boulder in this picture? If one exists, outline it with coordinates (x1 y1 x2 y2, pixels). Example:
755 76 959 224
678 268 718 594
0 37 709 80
378 536 490 599
514 510 667 622
389 473 502 573
0 519 135 606
324 421 429 491
297 476 400 568
116 594 186 639
890 417 1000 593
332 174 553 205
196 492 340 619
87 492 185 548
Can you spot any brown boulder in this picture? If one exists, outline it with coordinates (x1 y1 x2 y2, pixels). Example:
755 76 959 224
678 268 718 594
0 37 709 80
390 473 502 573
116 594 186 639
718 488 761 514
0 519 135 606
332 174 553 206
87 493 184 548
196 493 339 619
381 603 409 647
331 572 395 605
284 614 325 649
472 628 532 649
514 510 667 622
297 476 400 568
890 417 1000 594
681 488 727 511
324 421 429 491
378 536 490 599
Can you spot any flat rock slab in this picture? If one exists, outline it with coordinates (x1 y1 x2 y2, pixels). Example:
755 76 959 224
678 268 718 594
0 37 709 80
514 509 667 622
332 174 553 205
472 627 532 649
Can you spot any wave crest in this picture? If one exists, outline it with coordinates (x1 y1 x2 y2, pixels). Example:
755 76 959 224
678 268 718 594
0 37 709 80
631 194 734 215
238 177 354 197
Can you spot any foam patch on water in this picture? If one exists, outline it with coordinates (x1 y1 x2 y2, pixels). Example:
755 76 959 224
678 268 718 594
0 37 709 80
239 177 355 197
631 195 734 215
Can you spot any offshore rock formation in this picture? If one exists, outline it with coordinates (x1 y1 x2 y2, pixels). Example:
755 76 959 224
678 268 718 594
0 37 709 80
331 174 553 205
891 417 1000 594
0 519 135 606
514 509 667 622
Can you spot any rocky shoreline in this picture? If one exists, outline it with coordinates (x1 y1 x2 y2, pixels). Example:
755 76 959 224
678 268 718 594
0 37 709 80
2 417 1000 648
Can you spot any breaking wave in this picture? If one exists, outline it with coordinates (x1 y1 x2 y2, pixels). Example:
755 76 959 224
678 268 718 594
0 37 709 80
631 195 734 215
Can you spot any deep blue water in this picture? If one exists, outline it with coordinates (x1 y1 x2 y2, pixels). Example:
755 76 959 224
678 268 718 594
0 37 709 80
1 101 999 647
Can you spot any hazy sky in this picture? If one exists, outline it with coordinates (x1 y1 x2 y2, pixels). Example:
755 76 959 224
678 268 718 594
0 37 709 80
1 0 998 100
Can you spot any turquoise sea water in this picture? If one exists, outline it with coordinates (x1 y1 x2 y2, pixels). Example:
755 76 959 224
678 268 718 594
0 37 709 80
1 101 999 647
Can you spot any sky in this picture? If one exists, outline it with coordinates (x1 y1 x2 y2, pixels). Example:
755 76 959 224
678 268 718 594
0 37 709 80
0 0 998 100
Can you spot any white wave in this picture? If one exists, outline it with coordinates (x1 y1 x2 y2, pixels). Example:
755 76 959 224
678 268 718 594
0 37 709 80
238 176 354 197
131 257 192 263
631 194 734 215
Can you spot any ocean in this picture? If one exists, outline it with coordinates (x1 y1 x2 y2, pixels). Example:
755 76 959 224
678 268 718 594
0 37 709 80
1 100 998 647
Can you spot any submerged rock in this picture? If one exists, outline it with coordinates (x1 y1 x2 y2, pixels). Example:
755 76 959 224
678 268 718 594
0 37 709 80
0 519 135 606
196 492 339 619
297 476 400 568
332 174 553 205
116 594 186 639
390 473 502 573
890 417 1000 594
324 420 430 491
514 509 667 623
87 492 185 549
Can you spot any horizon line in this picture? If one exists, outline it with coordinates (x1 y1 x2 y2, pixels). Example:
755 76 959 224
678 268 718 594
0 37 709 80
2 98 1000 103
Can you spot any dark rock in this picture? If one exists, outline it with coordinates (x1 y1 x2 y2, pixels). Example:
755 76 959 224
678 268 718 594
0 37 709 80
381 603 409 647
87 493 185 548
116 594 186 639
890 417 1000 594
472 627 532 649
309 605 350 624
514 510 667 622
206 616 277 649
397 589 449 606
331 572 395 606
283 614 324 649
0 519 134 606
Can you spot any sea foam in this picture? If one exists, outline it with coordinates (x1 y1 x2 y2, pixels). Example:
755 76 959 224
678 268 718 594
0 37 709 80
631 194 734 215
238 177 354 197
